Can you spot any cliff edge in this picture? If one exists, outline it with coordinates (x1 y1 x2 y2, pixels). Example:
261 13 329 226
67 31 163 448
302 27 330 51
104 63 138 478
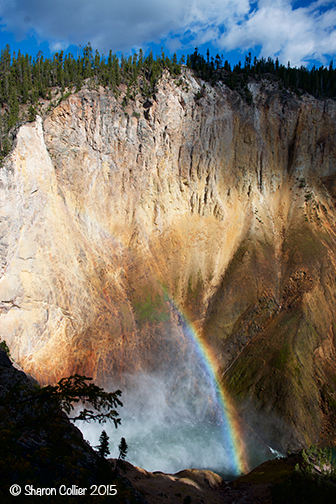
1 69 336 453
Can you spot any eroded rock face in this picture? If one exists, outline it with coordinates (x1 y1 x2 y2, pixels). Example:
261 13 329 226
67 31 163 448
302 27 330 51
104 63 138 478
1 70 336 452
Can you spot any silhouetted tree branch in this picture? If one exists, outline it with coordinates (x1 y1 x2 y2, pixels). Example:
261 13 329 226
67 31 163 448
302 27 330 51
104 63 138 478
6 374 122 427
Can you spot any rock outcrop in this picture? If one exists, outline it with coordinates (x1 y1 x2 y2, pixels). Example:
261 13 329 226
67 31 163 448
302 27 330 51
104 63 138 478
1 69 336 453
0 348 145 503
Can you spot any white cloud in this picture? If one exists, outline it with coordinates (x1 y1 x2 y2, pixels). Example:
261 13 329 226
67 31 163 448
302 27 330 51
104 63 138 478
214 0 336 65
0 0 335 65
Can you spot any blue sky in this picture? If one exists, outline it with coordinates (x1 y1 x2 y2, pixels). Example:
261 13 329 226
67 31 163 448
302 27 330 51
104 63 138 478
0 0 335 68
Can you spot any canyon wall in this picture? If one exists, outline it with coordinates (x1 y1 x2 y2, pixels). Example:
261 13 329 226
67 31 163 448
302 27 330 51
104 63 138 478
1 69 336 452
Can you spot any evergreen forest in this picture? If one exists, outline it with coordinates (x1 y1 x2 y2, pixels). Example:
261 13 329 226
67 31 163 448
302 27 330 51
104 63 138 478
0 42 335 160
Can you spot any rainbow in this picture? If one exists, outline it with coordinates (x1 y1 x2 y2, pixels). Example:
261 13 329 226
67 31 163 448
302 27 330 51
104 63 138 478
168 295 249 476
61 209 249 474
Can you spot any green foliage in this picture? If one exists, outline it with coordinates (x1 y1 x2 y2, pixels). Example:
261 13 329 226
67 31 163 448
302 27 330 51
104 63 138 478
0 339 10 357
0 43 183 160
300 445 335 475
195 90 203 101
272 446 336 504
28 104 36 122
187 48 336 103
243 85 253 104
274 343 291 370
0 42 334 161
133 291 169 323
299 178 307 188
324 385 336 411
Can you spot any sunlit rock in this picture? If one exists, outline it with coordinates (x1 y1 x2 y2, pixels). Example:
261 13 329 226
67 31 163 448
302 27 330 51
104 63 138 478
1 70 336 456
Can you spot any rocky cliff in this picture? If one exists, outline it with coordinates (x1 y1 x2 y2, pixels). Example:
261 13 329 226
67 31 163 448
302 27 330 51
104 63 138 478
1 68 336 454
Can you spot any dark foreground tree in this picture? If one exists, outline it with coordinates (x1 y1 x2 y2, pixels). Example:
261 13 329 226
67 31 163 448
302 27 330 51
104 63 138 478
43 374 123 425
0 351 146 502
115 436 128 472
0 338 11 357
97 429 111 459
7 373 123 427
118 437 128 460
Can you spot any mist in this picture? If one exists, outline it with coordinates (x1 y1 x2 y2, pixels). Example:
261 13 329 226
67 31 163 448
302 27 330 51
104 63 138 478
77 303 281 477
79 365 277 477
80 370 240 476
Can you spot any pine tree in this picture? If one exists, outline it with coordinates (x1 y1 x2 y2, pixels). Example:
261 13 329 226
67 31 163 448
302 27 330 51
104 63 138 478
97 430 110 459
118 437 128 460
28 105 36 122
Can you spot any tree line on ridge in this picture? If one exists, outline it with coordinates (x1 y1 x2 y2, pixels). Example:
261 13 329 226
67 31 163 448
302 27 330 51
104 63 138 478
0 43 335 160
